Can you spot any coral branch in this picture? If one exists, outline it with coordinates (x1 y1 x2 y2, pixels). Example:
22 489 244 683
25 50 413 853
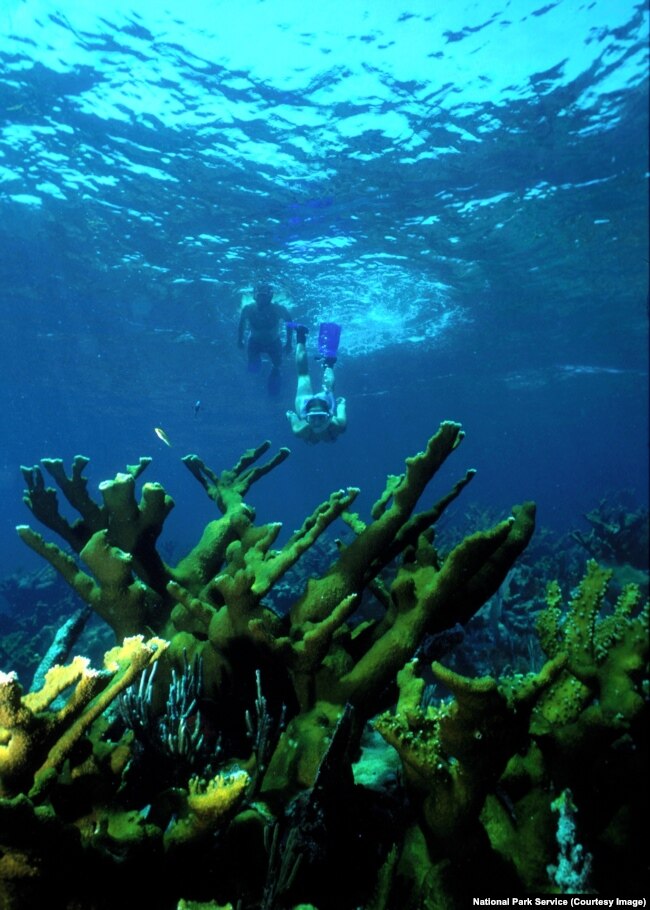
0 636 167 799
182 442 290 513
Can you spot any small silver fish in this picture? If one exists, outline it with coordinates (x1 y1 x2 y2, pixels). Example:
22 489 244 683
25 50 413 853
154 427 172 447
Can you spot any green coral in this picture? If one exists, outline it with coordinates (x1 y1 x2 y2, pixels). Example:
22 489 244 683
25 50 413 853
374 655 566 846
371 559 648 903
0 426 647 908
534 559 649 732
16 424 535 786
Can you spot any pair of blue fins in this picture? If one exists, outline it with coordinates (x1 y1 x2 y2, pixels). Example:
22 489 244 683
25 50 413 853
287 320 341 362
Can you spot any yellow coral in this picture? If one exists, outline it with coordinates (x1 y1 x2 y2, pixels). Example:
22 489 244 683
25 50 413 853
164 769 250 848
0 635 168 798
0 847 39 880
187 769 249 824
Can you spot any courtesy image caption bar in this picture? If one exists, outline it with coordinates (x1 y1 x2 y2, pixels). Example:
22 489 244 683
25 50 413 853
471 899 647 908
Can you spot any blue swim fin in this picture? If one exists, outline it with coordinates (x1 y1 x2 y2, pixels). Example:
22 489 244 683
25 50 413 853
318 322 341 361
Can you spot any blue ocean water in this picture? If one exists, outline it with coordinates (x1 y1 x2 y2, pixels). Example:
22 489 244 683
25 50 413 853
0 0 647 578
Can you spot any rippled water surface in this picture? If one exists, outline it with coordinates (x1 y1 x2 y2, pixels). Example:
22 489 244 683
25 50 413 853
0 0 647 570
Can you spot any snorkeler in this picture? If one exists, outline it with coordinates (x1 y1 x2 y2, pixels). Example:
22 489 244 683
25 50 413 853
285 322 347 444
238 282 294 397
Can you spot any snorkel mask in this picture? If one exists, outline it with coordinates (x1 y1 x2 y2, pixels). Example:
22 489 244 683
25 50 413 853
304 396 332 430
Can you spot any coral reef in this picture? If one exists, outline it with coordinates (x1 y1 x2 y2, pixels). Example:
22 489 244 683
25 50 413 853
0 566 96 685
571 492 649 573
370 559 647 904
0 635 167 799
0 423 647 908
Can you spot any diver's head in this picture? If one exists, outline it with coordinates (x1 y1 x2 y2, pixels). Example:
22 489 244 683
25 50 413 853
305 397 331 432
255 282 273 305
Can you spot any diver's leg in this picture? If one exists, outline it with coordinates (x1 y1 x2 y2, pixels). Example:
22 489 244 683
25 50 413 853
296 340 309 377
267 339 283 397
322 365 335 393
247 339 262 373
294 342 313 412
268 368 281 397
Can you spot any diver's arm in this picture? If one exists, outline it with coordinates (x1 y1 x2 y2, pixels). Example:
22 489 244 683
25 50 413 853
237 305 250 348
281 306 293 351
332 397 347 429
286 410 311 439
